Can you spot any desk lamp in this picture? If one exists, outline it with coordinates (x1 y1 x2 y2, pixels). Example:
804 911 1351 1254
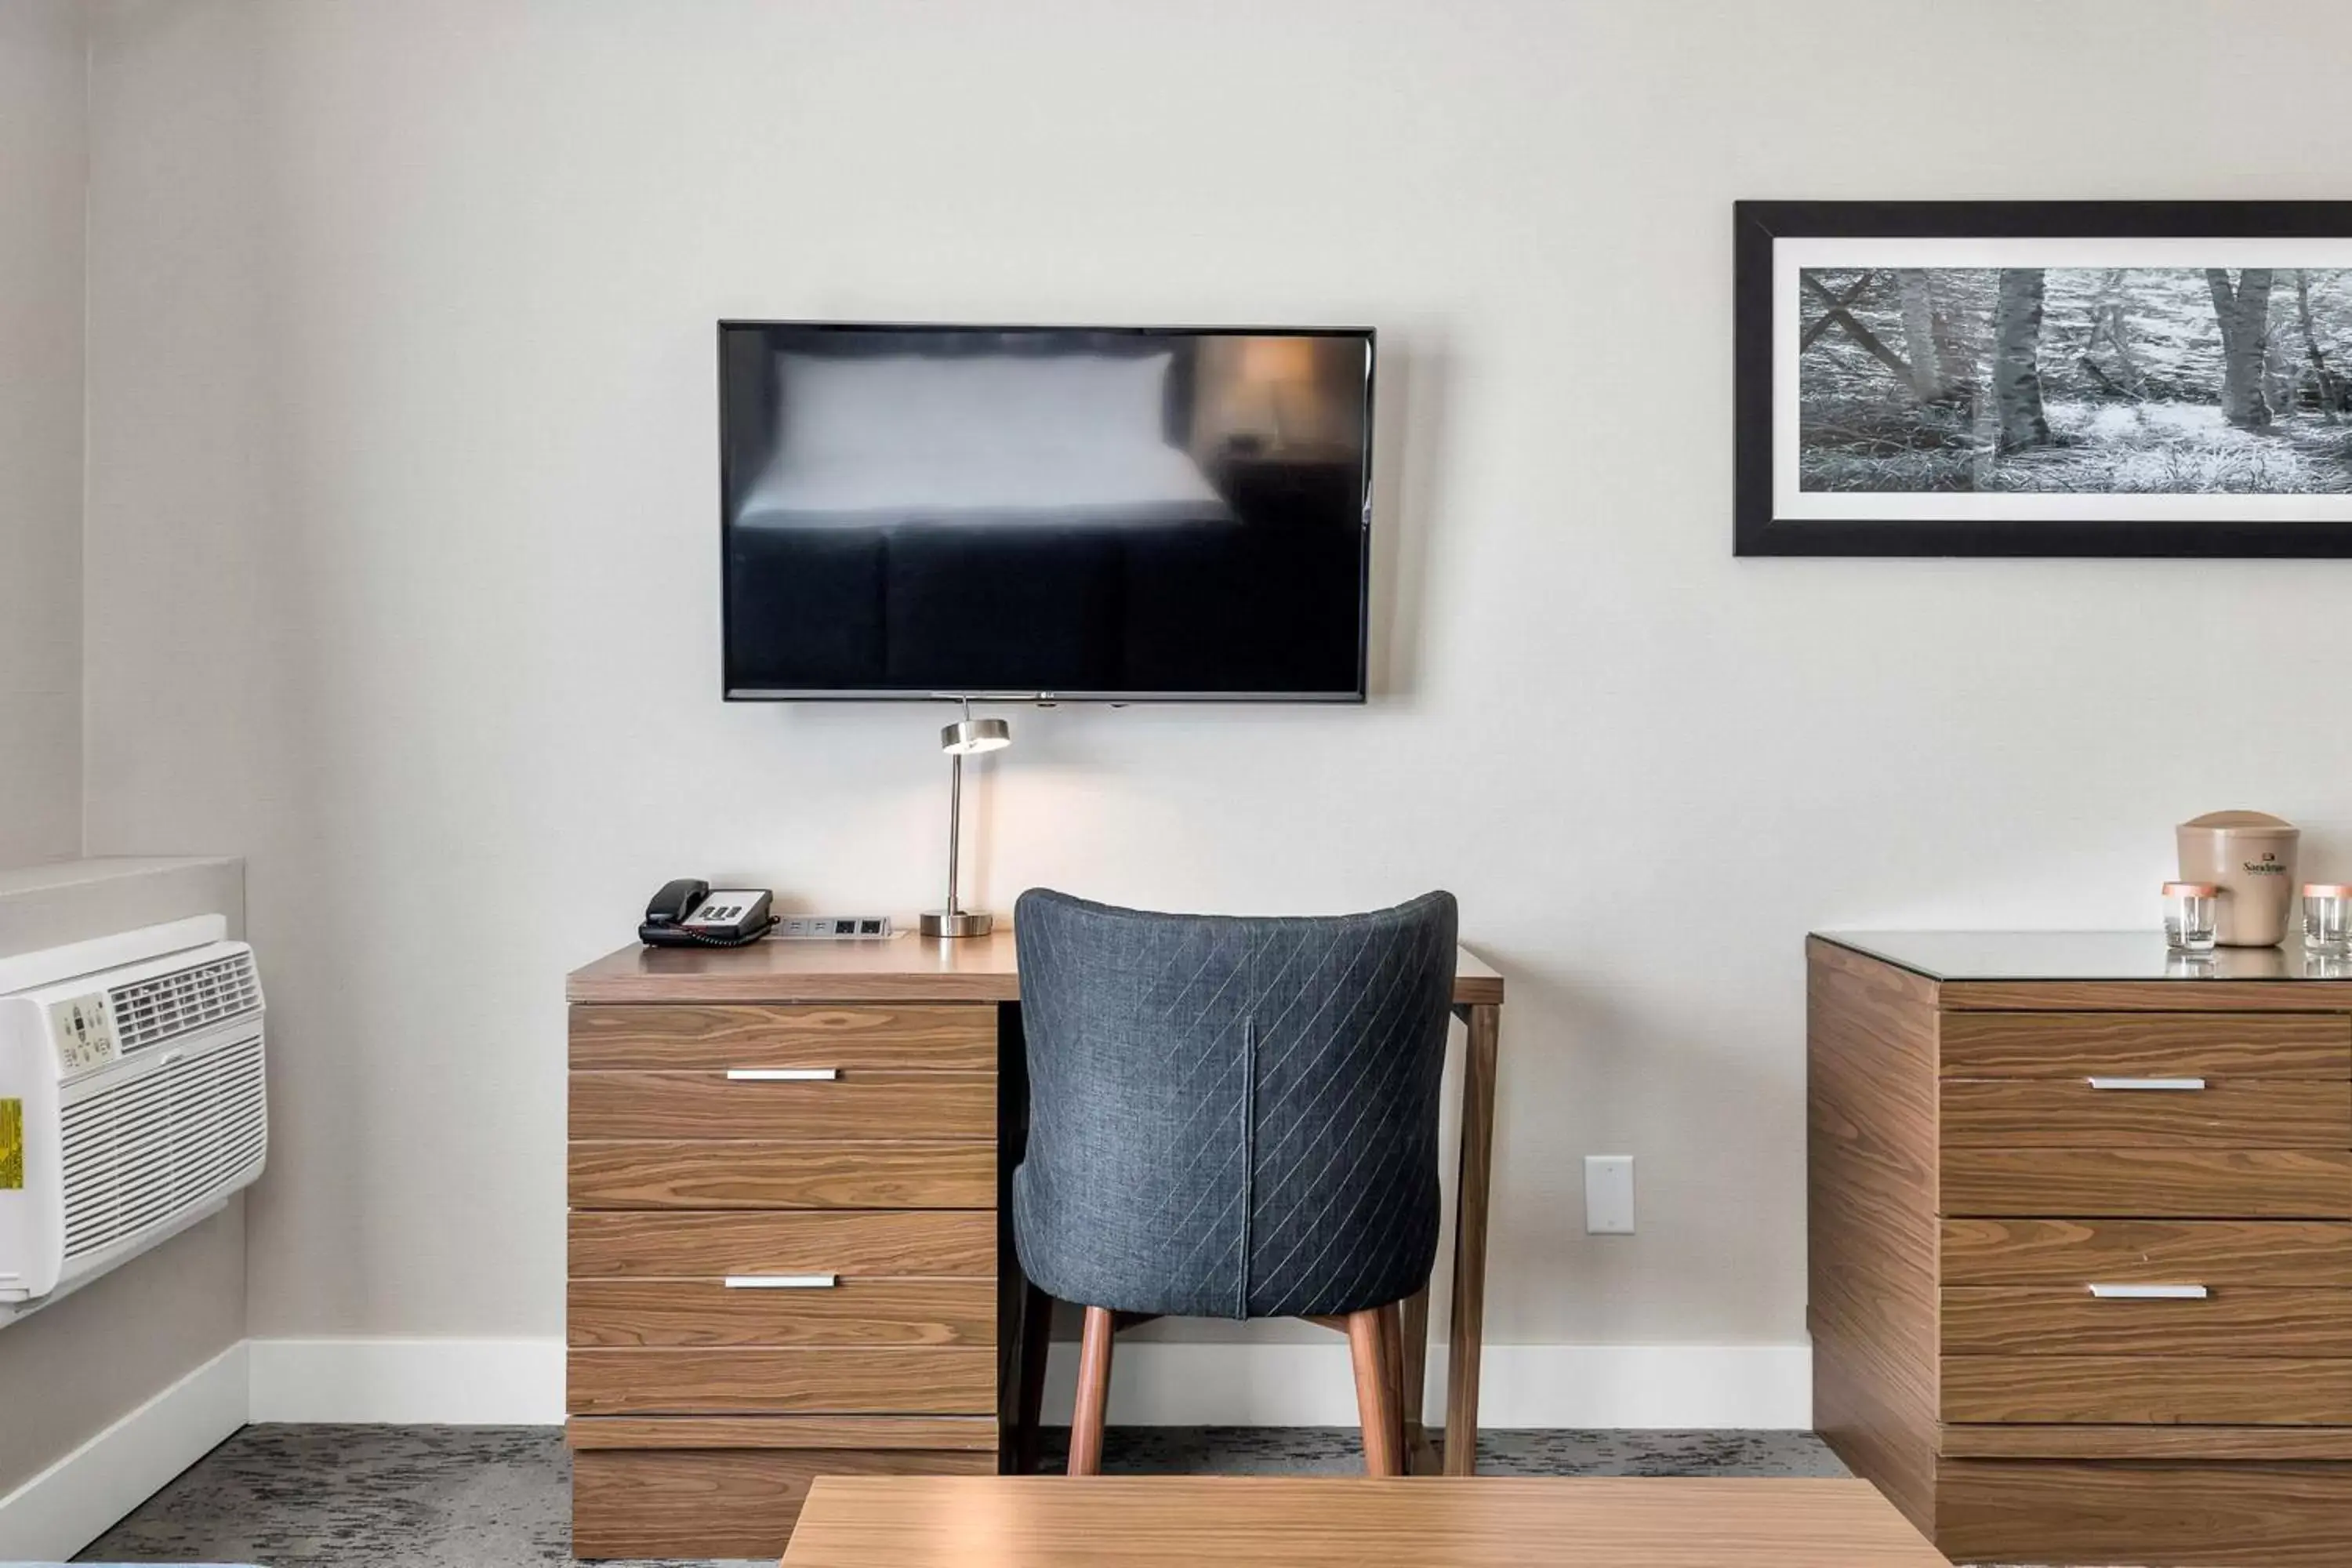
920 700 1011 938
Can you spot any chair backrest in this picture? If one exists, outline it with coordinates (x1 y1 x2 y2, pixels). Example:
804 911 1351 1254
1012 887 1458 1320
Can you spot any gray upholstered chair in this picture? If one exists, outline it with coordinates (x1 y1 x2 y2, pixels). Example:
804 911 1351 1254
1011 887 1460 1475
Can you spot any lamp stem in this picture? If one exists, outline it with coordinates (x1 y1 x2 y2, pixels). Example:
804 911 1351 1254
945 748 963 918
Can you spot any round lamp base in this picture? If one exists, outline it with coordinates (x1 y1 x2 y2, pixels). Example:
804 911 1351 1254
920 909 995 939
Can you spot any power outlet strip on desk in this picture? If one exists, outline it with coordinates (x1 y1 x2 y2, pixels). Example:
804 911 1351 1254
773 916 898 939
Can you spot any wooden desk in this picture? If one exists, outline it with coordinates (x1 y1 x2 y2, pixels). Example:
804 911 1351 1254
565 931 1506 1559
777 1475 1951 1567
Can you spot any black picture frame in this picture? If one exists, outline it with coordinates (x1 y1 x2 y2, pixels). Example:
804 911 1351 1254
1735 200 2352 557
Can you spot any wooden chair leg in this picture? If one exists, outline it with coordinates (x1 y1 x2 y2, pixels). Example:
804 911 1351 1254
1016 1280 1054 1473
1069 1304 1116 1476
1378 1302 1407 1461
1346 1307 1402 1476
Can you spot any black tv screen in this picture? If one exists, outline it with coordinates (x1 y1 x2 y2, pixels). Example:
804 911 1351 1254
719 323 1373 700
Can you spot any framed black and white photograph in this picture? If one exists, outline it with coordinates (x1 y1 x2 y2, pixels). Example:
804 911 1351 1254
1736 201 2352 556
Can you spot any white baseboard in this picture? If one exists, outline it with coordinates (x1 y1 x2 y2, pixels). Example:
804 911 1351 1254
0 1340 248 1563
1041 1340 1813 1429
248 1338 566 1424
234 1334 1809 1428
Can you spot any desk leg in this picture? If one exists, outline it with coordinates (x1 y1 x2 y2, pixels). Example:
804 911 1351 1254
1443 1001 1500 1476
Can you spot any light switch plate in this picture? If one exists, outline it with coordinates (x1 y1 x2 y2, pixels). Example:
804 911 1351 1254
1584 1154 1635 1234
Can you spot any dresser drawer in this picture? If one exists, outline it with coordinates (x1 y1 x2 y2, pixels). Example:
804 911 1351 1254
1944 1218 2352 1287
1944 1355 2352 1425
568 1345 996 1415
1940 1149 2352 1218
1941 1080 2352 1147
568 1141 995 1209
1944 1287 2352 1356
570 1443 993 1559
569 1070 994 1141
570 1004 996 1071
569 1277 996 1348
1940 1013 2350 1079
569 1210 996 1279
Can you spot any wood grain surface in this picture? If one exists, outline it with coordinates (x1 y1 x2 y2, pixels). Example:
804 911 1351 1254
1940 978 2352 1012
1940 1147 2352 1218
569 1069 995 1141
1942 1217 2352 1286
567 1415 997 1450
1939 1011 2350 1077
1443 1001 1500 1476
570 1003 998 1069
568 1210 996 1279
1940 1078 2352 1147
568 1140 996 1210
568 1277 996 1348
1936 1458 2352 1568
776 1476 1947 1566
567 935 1507 1007
1942 1424 2352 1461
567 1345 996 1415
1804 937 1941 1535
1942 1353 2352 1424
1942 1286 2352 1356
571 1446 993 1560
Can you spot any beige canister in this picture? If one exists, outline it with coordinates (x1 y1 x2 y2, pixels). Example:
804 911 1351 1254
2176 810 2301 946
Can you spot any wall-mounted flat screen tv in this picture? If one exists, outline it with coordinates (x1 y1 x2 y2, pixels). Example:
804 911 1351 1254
720 323 1374 701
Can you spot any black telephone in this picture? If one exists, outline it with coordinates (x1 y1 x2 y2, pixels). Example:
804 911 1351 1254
640 879 778 948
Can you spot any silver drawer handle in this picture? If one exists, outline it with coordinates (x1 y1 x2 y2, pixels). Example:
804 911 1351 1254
2085 1076 2206 1091
2088 1283 2209 1300
724 1068 839 1081
723 1275 838 1290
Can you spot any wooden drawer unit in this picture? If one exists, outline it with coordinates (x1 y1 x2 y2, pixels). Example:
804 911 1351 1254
1810 935 2352 1566
564 992 1006 1559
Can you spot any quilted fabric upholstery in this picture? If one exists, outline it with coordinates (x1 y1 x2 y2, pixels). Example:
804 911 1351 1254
1011 887 1458 1319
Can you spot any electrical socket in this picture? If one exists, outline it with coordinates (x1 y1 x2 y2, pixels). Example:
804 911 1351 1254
1584 1154 1635 1234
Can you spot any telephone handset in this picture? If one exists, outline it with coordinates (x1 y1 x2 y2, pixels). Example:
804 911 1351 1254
641 879 778 948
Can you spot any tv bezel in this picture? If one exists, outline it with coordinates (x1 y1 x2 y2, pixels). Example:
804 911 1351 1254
717 321 1375 704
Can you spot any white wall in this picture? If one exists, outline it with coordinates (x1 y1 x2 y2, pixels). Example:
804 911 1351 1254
0 0 86 870
79 0 2352 1371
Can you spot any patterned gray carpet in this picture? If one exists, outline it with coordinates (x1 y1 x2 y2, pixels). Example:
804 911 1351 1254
76 1424 1848 1566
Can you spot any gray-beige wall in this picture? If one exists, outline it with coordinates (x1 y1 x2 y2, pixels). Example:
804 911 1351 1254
0 0 85 869
72 0 2352 1402
0 859 248 1501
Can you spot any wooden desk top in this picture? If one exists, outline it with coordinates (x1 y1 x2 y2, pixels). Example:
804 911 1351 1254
777 1476 1947 1566
568 928 1504 1006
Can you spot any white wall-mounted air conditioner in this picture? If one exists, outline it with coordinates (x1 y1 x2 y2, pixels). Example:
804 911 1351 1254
0 915 267 1309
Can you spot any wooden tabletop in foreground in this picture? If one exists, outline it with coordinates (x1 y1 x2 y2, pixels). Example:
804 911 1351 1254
777 1475 1950 1566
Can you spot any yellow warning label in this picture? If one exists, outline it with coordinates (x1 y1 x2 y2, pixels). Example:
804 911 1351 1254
0 1099 20 1190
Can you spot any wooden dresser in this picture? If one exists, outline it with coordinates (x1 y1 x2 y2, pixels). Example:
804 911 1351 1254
567 932 1508 1559
1810 931 2352 1568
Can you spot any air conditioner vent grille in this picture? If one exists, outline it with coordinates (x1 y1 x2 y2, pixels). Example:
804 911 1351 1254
61 1033 267 1261
107 953 261 1054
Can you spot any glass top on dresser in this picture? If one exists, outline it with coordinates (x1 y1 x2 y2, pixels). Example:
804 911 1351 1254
1819 930 2352 983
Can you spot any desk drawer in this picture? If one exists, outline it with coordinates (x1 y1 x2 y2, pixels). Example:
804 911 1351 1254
1943 1355 2352 1425
1941 1080 2352 1147
1944 1287 2352 1356
1940 1149 2352 1218
568 1141 995 1209
1940 1013 2350 1079
569 1070 994 1142
568 1277 996 1348
1944 1218 2352 1287
570 1444 993 1559
568 1345 996 1415
570 1004 996 1071
569 1210 996 1279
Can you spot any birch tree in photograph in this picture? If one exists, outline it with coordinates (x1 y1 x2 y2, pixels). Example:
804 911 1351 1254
1894 269 1949 401
2295 270 2340 421
2206 267 2275 427
1991 267 2049 450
